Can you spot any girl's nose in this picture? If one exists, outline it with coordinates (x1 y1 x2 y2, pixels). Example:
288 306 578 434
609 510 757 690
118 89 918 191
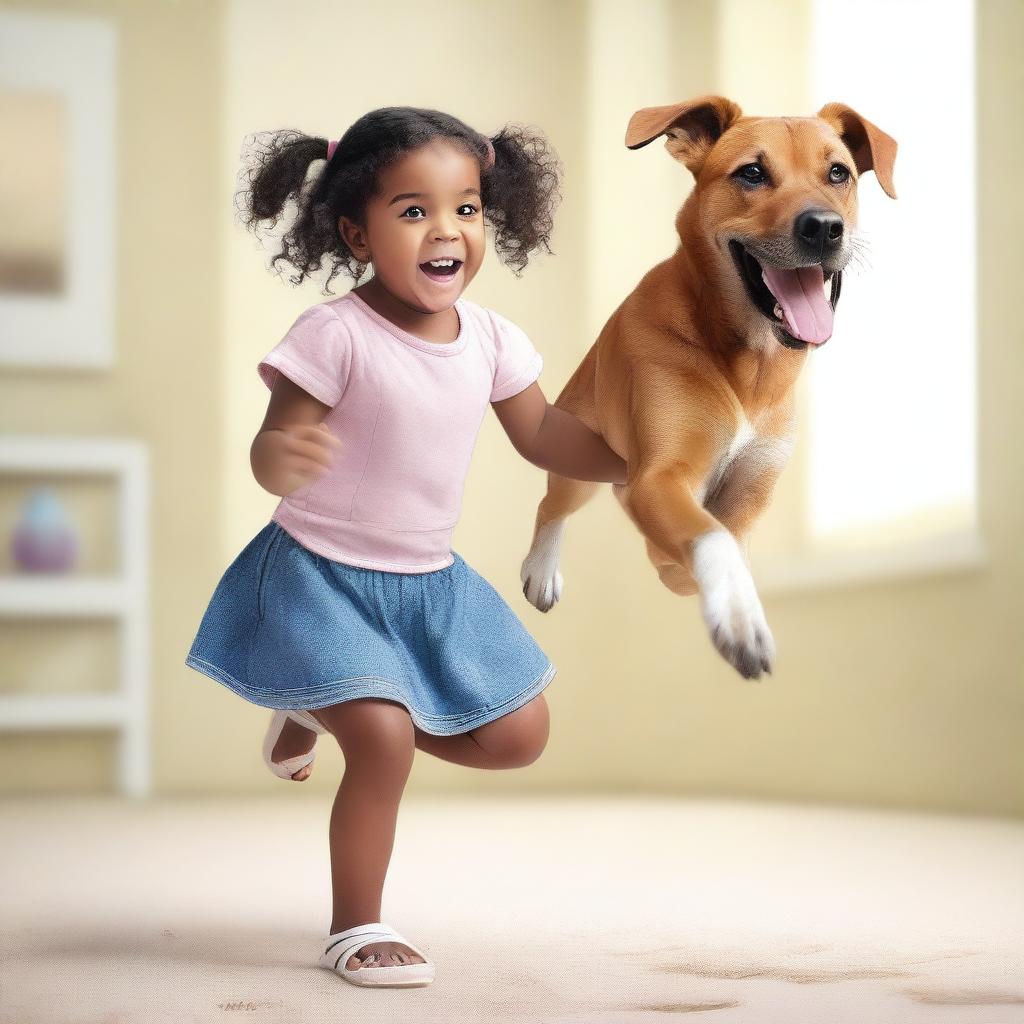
432 218 460 242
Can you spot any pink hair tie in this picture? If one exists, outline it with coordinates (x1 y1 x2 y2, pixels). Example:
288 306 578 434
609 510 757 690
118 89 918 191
482 138 495 170
326 139 338 160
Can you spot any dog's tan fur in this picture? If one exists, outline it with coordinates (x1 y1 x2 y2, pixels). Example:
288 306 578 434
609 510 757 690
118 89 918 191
521 96 897 679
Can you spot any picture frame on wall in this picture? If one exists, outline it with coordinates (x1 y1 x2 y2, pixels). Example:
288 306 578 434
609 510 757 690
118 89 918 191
0 10 117 369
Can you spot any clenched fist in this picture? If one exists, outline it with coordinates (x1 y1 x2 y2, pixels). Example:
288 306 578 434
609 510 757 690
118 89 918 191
251 423 342 498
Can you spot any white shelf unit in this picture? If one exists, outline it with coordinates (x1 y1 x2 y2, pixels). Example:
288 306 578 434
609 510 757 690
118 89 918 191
0 436 150 796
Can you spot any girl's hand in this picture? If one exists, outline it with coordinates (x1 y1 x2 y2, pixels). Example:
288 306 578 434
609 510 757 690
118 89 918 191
252 422 342 497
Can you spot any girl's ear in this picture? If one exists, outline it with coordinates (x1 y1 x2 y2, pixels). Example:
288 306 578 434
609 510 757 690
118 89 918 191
339 216 370 261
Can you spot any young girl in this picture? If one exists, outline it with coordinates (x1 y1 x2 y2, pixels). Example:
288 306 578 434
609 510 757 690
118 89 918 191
185 107 626 989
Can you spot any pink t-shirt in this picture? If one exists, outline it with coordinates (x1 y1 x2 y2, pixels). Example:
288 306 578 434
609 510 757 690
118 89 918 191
257 291 543 573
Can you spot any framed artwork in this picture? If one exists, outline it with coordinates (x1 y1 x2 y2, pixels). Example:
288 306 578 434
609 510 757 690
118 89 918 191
0 11 117 368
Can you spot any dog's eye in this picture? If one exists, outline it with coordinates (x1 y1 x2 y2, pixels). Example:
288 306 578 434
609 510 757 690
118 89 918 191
829 163 851 184
735 163 768 186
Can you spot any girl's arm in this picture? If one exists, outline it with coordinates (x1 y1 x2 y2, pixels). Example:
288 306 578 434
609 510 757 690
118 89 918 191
251 376 342 496
492 382 627 485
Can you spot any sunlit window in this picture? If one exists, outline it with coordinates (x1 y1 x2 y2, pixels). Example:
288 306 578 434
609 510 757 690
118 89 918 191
806 0 976 553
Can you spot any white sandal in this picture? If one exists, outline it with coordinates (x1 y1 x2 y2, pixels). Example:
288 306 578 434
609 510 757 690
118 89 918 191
262 709 328 780
319 922 435 988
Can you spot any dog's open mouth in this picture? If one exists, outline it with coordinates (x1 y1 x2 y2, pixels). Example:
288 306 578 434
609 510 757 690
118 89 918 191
729 241 842 350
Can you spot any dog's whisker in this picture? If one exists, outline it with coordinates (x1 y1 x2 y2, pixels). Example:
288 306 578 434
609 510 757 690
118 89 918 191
842 232 874 275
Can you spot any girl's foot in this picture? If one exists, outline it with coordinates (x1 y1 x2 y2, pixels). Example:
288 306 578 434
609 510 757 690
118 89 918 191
343 941 426 970
270 716 318 781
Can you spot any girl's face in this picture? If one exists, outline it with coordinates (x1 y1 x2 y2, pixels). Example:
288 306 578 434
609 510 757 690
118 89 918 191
340 141 486 315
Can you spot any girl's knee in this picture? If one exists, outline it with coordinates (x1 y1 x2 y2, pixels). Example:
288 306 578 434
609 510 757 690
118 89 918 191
498 730 548 768
475 694 550 767
316 698 416 767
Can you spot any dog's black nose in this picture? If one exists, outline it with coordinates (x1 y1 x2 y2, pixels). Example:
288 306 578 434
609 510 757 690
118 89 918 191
794 208 844 255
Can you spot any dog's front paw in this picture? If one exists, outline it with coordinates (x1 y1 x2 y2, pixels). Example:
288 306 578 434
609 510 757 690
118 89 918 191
691 530 775 680
524 565 565 610
521 561 563 613
520 522 565 612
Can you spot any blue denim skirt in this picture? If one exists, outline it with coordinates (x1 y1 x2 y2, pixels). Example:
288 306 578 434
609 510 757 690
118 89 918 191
184 521 556 735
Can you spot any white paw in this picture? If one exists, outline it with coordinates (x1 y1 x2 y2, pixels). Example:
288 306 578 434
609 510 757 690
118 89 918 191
691 530 775 680
520 520 565 612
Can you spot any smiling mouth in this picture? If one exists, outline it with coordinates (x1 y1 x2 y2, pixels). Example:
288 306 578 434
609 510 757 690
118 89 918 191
728 240 842 350
419 258 464 283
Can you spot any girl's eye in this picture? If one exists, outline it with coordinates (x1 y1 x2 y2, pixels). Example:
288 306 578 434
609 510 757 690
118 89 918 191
735 163 769 186
829 163 851 184
400 206 426 219
457 204 478 216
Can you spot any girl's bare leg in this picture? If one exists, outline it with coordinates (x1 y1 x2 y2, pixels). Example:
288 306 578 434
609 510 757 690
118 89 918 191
311 698 422 971
299 692 550 971
274 690 549 779
411 693 550 769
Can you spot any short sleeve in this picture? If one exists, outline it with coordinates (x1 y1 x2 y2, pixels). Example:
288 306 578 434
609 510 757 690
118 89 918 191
257 304 352 407
489 312 544 403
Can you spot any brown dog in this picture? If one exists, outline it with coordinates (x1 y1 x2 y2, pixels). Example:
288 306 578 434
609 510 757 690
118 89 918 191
520 96 897 680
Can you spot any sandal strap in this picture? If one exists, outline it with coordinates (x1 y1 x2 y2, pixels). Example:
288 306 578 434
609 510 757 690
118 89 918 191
326 922 390 946
324 922 429 969
271 751 315 773
288 709 327 735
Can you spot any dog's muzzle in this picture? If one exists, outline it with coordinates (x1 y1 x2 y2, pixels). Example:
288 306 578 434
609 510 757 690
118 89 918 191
729 210 846 350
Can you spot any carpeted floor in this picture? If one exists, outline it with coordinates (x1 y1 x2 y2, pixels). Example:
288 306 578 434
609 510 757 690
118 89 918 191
2 795 1022 1023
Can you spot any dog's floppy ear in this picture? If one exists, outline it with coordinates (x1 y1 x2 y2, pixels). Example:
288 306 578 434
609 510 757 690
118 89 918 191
625 96 743 177
817 102 898 199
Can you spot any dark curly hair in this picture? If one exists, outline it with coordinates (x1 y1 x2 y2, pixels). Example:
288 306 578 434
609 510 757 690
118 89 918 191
235 106 563 294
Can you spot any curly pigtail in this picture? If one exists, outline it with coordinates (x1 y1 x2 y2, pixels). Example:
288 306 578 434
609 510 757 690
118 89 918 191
235 129 358 290
481 125 563 275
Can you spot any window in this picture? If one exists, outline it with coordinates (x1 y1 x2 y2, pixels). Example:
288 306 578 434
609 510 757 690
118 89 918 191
806 0 977 556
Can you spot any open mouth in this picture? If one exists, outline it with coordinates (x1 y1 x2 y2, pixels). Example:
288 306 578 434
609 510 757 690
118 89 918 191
728 241 842 350
419 258 464 284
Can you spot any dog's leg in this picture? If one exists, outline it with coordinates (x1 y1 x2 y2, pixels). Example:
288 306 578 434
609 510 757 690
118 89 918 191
623 376 776 678
690 529 775 678
656 561 698 597
703 435 794 546
521 474 600 612
619 495 700 597
521 345 604 613
660 446 786 601
639 535 699 596
627 467 774 679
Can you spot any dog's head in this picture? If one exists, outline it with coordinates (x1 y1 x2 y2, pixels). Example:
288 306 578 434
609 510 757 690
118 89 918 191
626 96 897 350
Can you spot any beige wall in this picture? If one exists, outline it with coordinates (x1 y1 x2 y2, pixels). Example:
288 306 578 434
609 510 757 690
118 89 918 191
3 0 1020 817
0 0 225 793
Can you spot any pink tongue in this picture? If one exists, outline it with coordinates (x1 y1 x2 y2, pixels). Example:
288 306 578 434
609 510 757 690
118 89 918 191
761 265 833 344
